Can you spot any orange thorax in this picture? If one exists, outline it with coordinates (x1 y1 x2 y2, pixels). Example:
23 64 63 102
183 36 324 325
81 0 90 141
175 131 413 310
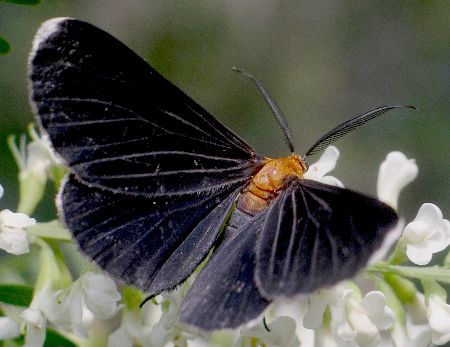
237 153 307 215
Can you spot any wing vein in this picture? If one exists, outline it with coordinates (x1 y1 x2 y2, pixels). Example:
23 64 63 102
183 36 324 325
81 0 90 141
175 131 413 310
282 191 297 280
267 194 287 285
74 150 245 166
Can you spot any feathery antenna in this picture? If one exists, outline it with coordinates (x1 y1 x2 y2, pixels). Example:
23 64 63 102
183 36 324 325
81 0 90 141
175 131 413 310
303 105 416 158
233 67 295 153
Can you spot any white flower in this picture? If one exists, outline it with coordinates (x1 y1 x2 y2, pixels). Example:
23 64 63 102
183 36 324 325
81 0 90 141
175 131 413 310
391 320 431 347
0 184 3 199
149 286 193 347
9 130 64 215
377 151 418 210
65 272 121 336
237 316 300 347
20 308 46 347
23 140 53 179
402 203 450 265
330 290 395 347
80 272 122 319
271 298 314 346
0 209 35 255
303 284 350 329
40 272 121 337
0 316 20 340
10 130 61 181
304 146 344 187
382 292 431 347
108 310 153 347
427 296 450 345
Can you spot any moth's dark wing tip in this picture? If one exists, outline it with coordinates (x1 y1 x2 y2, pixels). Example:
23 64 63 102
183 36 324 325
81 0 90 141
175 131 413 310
29 18 73 63
28 17 76 143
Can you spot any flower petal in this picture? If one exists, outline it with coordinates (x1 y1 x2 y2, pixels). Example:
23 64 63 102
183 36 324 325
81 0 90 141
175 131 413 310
304 146 340 181
21 308 46 347
0 227 30 255
320 175 344 188
238 316 299 347
0 316 20 339
377 151 418 210
406 243 433 265
108 326 134 347
360 291 394 331
403 221 430 243
415 203 442 224
428 296 450 345
303 297 328 329
337 319 357 341
81 272 121 319
0 209 36 228
69 283 87 337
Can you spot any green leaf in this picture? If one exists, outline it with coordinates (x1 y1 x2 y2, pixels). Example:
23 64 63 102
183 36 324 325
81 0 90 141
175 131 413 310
44 328 78 347
384 273 417 304
0 0 40 5
34 239 72 291
122 286 144 310
369 263 450 284
27 220 72 241
0 284 33 306
0 335 25 347
0 36 11 54
387 239 408 265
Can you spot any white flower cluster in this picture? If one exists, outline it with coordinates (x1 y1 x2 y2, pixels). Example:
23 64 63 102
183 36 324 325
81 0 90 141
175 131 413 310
0 185 35 255
2 272 121 347
1 144 449 347
303 285 395 347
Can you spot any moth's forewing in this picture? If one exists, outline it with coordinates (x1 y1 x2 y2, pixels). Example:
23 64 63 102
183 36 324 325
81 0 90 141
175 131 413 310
61 174 242 291
180 210 270 330
29 18 256 198
255 179 398 299
145 188 241 296
30 18 258 294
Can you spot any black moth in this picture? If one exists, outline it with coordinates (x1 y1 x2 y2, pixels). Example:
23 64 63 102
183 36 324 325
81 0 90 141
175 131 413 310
30 18 408 330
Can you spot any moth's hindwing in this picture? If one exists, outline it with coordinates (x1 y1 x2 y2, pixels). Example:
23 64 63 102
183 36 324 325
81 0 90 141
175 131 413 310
255 179 398 299
180 209 270 330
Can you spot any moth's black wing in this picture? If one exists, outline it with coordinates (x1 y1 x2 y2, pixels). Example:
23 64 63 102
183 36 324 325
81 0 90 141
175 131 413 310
30 18 257 197
62 174 241 292
255 179 398 299
30 18 258 293
180 210 270 330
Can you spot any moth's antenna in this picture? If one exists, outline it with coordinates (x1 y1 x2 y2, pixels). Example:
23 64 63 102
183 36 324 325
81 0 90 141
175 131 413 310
303 105 416 159
233 67 295 153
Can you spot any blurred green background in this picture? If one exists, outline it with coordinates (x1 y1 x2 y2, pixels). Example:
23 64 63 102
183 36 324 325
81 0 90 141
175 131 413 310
0 1 448 221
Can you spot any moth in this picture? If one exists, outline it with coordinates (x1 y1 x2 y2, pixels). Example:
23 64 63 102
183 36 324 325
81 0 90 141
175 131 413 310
29 18 410 330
